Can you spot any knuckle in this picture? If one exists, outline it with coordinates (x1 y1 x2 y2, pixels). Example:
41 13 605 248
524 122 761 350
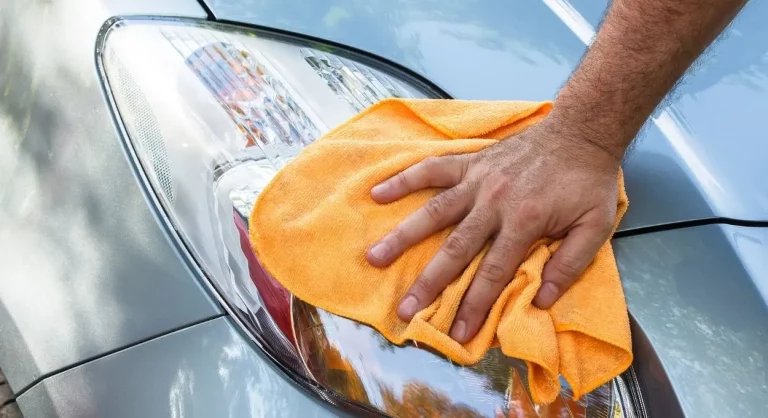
458 299 486 319
596 216 615 237
460 154 472 178
477 261 508 285
550 254 583 283
472 205 495 225
464 177 483 195
485 175 510 200
410 275 436 296
390 226 408 244
424 196 445 221
446 154 470 180
424 187 466 222
440 186 465 207
442 234 470 260
422 156 441 170
494 236 519 256
517 200 542 221
396 171 410 190
515 200 543 230
466 150 482 166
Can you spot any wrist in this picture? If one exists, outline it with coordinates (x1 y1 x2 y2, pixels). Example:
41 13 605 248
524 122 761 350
544 92 633 163
529 110 625 172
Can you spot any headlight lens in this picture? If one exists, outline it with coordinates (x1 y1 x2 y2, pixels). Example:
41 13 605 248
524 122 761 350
99 18 644 418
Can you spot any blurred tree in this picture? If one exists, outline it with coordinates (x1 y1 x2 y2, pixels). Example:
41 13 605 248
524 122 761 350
469 348 513 395
294 303 372 404
322 343 371 404
378 380 484 418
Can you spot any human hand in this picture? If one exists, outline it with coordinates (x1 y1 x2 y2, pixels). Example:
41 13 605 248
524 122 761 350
365 117 622 343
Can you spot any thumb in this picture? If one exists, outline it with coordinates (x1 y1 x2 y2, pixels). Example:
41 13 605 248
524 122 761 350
534 215 613 309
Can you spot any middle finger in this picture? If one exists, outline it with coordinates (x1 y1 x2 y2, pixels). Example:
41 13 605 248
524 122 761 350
397 207 496 320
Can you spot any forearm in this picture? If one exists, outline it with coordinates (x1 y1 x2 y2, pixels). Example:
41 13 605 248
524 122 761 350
550 0 747 160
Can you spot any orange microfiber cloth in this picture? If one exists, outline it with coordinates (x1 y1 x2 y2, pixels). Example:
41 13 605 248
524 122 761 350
250 98 632 404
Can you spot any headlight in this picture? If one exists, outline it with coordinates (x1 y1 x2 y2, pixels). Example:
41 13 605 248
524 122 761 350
98 17 645 418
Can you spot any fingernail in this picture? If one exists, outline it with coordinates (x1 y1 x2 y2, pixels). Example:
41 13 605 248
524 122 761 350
450 320 466 342
369 242 390 260
536 282 559 308
371 182 389 196
398 295 419 318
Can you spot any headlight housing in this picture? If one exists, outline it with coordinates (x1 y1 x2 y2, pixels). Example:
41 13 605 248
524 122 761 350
98 17 646 418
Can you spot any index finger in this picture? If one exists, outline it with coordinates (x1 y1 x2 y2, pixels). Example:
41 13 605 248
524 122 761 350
371 155 467 203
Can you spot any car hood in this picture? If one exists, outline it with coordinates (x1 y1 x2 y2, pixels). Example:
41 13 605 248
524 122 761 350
203 0 768 232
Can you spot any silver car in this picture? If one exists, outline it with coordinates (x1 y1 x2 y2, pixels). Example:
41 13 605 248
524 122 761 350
1 0 766 417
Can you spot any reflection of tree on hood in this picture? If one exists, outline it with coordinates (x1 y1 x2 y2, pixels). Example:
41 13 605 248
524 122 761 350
378 380 484 418
302 305 371 405
359 328 587 417
361 324 514 397
321 342 371 404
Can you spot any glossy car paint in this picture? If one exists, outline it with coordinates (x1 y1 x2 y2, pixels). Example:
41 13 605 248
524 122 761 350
206 0 768 231
16 317 341 418
0 0 766 417
0 0 219 394
615 225 768 417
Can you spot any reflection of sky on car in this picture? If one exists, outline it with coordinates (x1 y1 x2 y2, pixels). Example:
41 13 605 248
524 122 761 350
328 314 505 416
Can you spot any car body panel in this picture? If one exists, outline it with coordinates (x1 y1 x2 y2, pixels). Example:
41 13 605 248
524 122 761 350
205 0 768 230
0 0 221 392
1 0 767 416
615 225 768 417
16 317 343 418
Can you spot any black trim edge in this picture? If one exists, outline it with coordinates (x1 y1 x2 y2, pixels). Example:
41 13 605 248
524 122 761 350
615 217 768 238
212 17 453 100
195 0 216 21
